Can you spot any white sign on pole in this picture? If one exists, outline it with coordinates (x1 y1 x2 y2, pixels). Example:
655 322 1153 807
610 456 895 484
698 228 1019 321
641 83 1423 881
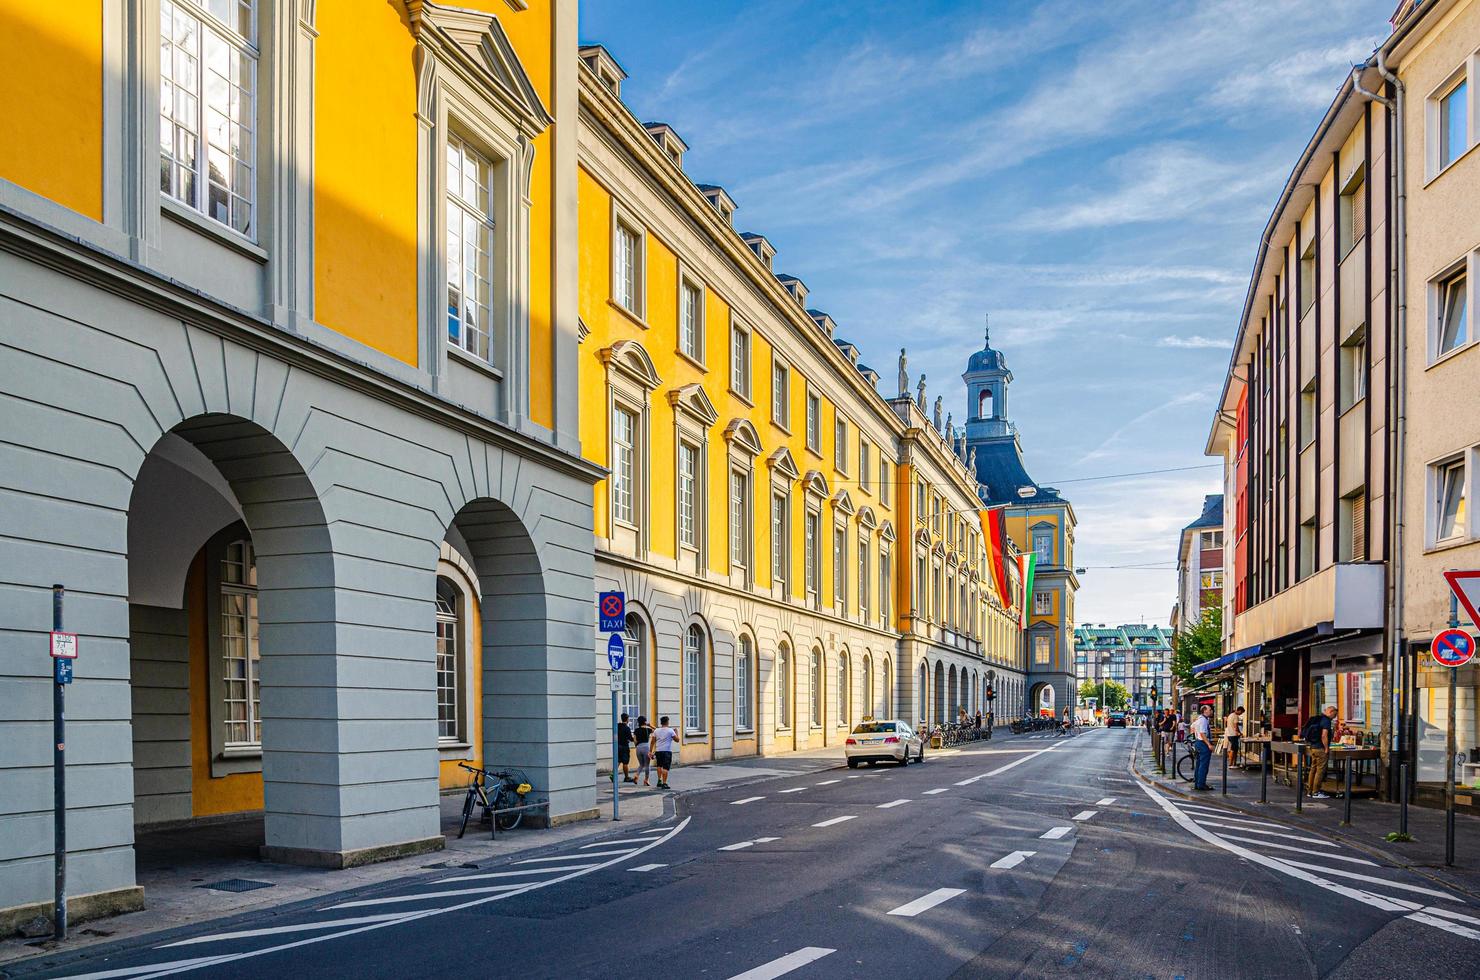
49 632 78 660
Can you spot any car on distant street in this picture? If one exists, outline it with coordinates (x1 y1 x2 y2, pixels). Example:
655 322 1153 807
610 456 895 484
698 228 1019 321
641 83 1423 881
1106 711 1128 728
845 720 924 767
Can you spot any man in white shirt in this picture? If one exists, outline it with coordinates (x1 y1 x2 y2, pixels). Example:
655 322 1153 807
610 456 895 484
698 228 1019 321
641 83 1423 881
1191 704 1214 790
650 715 680 791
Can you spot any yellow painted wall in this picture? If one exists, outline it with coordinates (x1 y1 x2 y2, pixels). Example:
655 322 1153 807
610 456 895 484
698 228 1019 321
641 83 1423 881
0 0 103 220
187 551 263 818
313 0 419 364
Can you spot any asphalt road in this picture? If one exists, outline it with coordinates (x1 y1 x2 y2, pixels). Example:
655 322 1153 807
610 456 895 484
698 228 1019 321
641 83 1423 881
10 728 1480 980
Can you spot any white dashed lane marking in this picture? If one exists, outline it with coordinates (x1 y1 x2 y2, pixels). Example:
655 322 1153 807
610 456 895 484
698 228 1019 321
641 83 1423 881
923 788 949 795
778 787 807 794
816 779 841 786
877 799 911 809
812 815 858 828
990 850 1037 869
726 947 836 980
719 841 755 851
1096 797 1117 805
887 888 966 917
1072 810 1097 821
628 863 667 872
730 797 765 806
1040 826 1073 840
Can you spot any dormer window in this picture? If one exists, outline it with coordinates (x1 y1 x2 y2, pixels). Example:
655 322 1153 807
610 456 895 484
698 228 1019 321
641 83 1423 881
777 274 808 307
578 44 628 99
643 123 688 169
697 184 737 227
741 233 775 272
808 310 836 337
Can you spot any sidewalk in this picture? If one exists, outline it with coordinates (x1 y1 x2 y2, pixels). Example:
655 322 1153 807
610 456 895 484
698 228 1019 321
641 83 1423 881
1 747 847 966
1128 733 1480 900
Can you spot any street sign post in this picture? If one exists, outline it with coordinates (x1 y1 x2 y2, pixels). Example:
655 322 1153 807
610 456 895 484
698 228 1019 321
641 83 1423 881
51 585 68 940
1430 628 1475 667
1436 575 1478 867
598 593 626 822
598 591 625 633
607 632 626 672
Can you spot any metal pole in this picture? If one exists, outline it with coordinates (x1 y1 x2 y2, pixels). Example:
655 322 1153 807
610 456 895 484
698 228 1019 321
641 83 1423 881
1295 744 1305 814
1221 745 1228 796
52 584 67 941
1446 594 1458 865
1399 760 1409 836
1342 758 1354 826
611 687 620 823
1259 740 1269 805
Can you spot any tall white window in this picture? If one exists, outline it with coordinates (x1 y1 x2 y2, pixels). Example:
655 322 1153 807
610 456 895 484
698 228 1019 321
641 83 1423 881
219 538 260 745
1033 634 1052 665
880 544 892 622
806 392 821 452
1437 268 1468 357
880 460 890 505
1033 530 1053 563
615 220 641 313
1440 77 1469 171
446 135 496 361
771 491 789 586
160 0 257 236
810 651 823 727
858 535 871 620
678 442 698 547
833 526 847 609
620 613 645 721
838 657 850 728
1435 455 1468 542
729 469 749 570
917 663 928 721
679 279 702 360
805 511 820 599
859 442 871 492
731 324 751 398
772 360 790 427
777 643 791 728
684 624 705 732
737 635 754 731
612 407 636 525
434 576 461 740
834 418 848 472
1034 591 1052 615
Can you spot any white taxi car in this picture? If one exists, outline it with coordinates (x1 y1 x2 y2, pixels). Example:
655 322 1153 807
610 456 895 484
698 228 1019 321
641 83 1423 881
845 719 924 767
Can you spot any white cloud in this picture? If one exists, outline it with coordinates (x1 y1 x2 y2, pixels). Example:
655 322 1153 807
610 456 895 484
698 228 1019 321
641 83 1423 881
1207 38 1385 112
1157 334 1233 349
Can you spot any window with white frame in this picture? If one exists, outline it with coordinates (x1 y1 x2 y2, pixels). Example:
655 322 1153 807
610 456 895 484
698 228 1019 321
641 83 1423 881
731 322 751 398
160 0 257 237
772 358 790 428
1032 530 1052 564
1340 329 1366 411
434 576 462 740
1433 454 1468 544
859 441 871 492
729 468 750 571
678 442 698 548
445 135 497 361
880 459 890 505
1033 590 1051 616
771 491 789 587
834 418 848 473
1200 570 1224 590
612 407 637 525
880 543 891 622
1033 633 1052 665
679 277 703 361
1437 74 1470 172
736 635 754 731
838 657 850 728
833 525 847 610
614 217 642 314
620 613 646 721
684 624 705 732
917 662 928 720
1199 529 1223 550
805 510 820 600
776 642 791 728
219 537 260 745
805 390 821 452
858 533 871 620
1435 265 1469 359
810 650 823 727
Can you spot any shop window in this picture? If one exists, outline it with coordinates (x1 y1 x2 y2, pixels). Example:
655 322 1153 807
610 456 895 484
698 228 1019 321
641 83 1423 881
219 537 260 746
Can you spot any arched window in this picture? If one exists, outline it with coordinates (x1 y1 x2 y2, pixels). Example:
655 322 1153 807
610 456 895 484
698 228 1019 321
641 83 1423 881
736 634 754 732
221 538 260 746
776 642 791 729
620 612 646 721
684 624 706 732
882 659 893 719
917 662 927 723
810 649 823 728
435 576 461 740
861 655 873 720
979 388 993 418
838 655 850 729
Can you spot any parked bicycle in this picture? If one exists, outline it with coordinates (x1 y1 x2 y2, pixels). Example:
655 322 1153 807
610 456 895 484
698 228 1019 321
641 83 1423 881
457 761 533 837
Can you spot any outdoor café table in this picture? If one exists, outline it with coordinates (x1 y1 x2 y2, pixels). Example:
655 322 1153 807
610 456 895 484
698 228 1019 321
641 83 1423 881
1326 745 1381 796
1241 735 1273 771
1268 740 1304 787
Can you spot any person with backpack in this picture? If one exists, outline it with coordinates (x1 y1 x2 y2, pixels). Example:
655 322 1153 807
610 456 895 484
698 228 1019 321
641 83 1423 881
1301 705 1339 799
616 712 635 784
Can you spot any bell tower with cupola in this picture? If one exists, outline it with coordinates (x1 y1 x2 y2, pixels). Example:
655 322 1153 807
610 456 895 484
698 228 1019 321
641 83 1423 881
963 320 1015 442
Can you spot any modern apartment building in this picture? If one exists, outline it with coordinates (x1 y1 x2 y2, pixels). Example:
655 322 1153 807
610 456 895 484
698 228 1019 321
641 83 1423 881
1204 0 1480 811
575 45 1029 766
1073 624 1174 712
1171 495 1225 633
0 0 598 931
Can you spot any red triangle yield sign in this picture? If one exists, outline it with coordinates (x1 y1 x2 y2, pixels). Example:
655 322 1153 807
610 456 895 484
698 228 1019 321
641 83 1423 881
1441 569 1480 632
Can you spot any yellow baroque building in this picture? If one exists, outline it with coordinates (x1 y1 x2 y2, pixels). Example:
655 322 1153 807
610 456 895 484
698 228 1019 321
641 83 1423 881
575 45 1028 765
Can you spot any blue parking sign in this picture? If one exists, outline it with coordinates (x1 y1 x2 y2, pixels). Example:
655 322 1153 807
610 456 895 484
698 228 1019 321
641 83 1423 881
598 591 625 633
607 632 625 672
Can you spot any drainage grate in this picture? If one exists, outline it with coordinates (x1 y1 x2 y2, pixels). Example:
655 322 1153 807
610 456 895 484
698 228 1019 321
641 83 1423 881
198 878 275 893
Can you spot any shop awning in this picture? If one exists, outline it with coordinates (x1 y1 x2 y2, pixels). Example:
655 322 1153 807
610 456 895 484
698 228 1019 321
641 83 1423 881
1192 643 1264 677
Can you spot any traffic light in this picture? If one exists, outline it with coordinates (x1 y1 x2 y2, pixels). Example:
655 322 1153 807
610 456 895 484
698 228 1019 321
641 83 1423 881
985 686 995 700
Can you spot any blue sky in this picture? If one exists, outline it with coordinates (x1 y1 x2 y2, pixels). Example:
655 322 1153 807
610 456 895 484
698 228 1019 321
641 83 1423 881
578 0 1394 626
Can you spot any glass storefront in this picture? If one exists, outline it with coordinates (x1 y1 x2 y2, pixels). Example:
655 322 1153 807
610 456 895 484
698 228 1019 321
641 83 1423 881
1414 668 1480 790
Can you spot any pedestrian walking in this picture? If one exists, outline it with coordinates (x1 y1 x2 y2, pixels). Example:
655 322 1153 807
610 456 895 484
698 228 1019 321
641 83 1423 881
1191 704 1214 790
1301 705 1338 798
651 715 680 790
1223 706 1245 767
974 709 983 730
633 715 654 786
616 712 635 784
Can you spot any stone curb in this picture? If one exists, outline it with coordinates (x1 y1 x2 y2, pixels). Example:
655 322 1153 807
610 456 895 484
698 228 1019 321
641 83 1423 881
1125 740 1480 903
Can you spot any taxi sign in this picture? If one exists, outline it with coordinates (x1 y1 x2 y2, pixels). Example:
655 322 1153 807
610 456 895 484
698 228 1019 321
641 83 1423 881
607 632 625 672
54 659 74 684
598 591 625 633
50 631 78 659
1431 628 1475 668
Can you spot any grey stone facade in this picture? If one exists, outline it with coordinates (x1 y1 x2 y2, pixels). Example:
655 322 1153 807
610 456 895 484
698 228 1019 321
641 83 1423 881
0 234 600 918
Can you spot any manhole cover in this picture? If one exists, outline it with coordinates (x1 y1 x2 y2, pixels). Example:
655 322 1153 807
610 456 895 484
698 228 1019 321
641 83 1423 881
198 878 275 893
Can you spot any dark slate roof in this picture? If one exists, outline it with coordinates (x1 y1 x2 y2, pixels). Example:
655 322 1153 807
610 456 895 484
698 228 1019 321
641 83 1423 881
973 436 1060 505
967 346 1008 372
776 273 804 285
1183 494 1224 532
696 183 723 192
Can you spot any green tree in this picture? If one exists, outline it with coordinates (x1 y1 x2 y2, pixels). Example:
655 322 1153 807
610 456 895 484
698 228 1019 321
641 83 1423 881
1078 679 1129 709
1172 607 1224 685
